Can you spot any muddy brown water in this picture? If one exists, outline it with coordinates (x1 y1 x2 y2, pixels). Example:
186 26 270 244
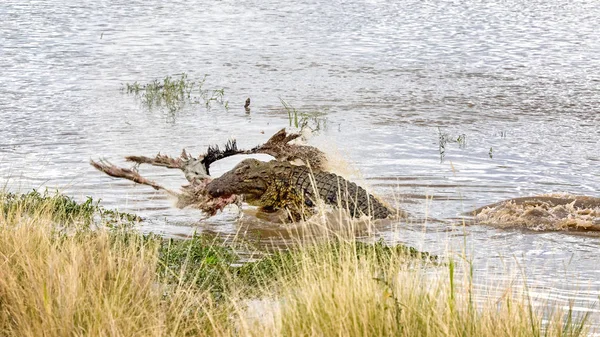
1 0 599 329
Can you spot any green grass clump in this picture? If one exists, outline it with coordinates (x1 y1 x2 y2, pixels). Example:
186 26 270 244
438 127 467 162
156 234 436 300
280 98 327 132
157 234 239 297
1 189 98 225
124 73 229 113
1 189 141 229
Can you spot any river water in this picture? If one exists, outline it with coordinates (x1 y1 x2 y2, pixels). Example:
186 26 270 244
1 0 599 329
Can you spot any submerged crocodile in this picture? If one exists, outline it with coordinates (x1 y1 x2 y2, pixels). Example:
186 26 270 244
205 159 399 220
471 195 600 231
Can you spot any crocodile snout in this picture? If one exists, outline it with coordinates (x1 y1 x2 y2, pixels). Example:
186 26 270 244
206 183 229 198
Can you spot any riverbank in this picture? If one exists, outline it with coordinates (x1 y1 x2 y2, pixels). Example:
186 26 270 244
0 191 592 336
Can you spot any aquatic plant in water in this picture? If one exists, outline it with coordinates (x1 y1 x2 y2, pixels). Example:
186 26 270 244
123 73 229 113
280 98 328 132
438 127 467 162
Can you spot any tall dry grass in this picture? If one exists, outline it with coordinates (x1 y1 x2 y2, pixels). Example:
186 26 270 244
0 191 592 336
0 192 230 337
232 212 591 337
242 239 590 337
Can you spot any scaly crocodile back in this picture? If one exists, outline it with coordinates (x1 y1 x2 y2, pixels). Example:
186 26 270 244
284 165 393 219
206 159 396 220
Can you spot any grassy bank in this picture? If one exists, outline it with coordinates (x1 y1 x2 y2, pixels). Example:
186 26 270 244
0 191 591 336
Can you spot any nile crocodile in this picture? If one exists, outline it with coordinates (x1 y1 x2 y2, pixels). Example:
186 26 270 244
91 128 392 220
205 158 398 220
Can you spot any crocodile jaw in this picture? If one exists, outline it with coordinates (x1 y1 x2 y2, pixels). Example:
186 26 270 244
207 180 266 202
206 159 268 201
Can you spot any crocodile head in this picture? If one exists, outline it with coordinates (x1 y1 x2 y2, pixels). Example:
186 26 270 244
206 158 270 203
